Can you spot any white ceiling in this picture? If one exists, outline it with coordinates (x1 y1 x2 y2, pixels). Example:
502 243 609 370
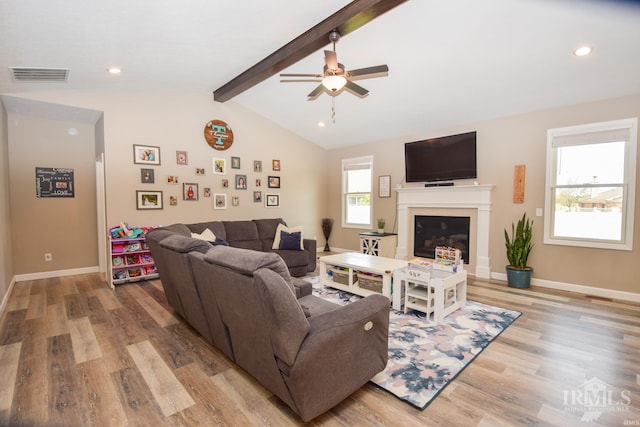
2 0 640 150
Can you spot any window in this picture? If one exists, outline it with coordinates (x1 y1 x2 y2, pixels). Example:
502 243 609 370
544 118 637 250
342 156 373 228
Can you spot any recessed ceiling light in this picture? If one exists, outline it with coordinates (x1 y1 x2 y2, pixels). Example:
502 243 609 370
574 46 592 57
318 121 326 128
107 67 122 74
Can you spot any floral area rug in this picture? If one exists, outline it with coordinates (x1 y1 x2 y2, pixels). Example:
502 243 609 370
310 282 522 409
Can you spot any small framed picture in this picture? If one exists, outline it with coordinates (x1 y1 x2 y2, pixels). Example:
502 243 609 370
235 174 247 189
203 187 211 197
213 158 226 175
176 150 188 165
265 193 279 208
268 176 280 188
214 193 227 209
222 178 229 188
141 168 154 183
379 175 391 198
231 156 241 169
253 191 262 203
169 196 178 206
133 145 161 165
183 183 198 201
272 159 281 171
167 175 179 184
232 196 240 206
254 160 262 172
195 168 205 175
136 190 163 210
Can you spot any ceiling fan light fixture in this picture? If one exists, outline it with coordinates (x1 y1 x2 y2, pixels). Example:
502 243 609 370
322 75 347 92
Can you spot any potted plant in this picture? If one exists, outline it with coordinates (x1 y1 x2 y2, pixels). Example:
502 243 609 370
504 212 534 288
377 218 385 233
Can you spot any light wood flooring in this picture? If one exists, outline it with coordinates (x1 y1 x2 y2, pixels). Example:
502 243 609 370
0 270 639 426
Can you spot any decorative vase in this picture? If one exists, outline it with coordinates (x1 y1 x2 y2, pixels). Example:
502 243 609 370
377 228 384 234
321 218 334 252
505 266 533 288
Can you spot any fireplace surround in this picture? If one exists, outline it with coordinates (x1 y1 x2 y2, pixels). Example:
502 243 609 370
396 184 494 278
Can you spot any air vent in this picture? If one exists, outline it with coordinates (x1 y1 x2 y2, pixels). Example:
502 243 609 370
10 67 69 82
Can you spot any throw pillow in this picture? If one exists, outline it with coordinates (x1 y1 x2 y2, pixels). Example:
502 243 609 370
212 237 229 246
191 228 216 242
272 223 304 250
279 231 302 251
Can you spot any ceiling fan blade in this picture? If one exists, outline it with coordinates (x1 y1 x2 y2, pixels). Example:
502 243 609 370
307 84 325 100
280 79 322 83
344 80 369 97
280 73 322 78
348 64 389 80
324 50 339 70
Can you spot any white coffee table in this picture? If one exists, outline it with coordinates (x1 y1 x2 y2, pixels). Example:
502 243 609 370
319 252 408 308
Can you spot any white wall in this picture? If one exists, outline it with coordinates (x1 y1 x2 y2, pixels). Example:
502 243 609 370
3 91 328 275
0 99 13 308
327 94 640 295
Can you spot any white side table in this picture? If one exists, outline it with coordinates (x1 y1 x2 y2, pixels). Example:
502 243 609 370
359 232 397 258
401 268 467 323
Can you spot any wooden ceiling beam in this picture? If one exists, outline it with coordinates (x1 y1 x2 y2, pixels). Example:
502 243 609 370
213 0 407 102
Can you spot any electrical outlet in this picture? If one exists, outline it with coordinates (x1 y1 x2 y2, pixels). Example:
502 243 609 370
44 253 52 262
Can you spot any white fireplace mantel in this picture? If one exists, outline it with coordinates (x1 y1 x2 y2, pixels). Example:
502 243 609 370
395 184 495 278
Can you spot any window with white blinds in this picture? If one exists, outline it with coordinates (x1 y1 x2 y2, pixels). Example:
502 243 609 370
544 118 637 250
342 156 373 228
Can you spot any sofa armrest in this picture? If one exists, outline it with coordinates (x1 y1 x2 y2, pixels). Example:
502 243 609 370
302 238 317 272
291 277 312 298
280 294 389 421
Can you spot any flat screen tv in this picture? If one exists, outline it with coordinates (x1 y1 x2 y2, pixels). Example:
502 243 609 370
404 131 477 183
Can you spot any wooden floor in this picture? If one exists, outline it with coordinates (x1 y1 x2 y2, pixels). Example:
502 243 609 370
0 271 639 426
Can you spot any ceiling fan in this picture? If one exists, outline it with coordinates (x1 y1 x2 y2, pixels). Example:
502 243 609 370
279 29 389 100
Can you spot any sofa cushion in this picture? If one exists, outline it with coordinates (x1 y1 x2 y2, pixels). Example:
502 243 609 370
254 218 285 251
153 223 191 237
191 228 216 242
297 295 341 318
159 234 212 254
279 230 302 250
273 249 310 269
272 223 304 250
187 221 227 241
254 268 310 366
204 245 296 293
223 220 262 251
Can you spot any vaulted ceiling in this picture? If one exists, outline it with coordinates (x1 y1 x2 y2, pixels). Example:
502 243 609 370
2 0 639 149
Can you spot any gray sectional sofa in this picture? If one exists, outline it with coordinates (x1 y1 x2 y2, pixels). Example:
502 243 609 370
145 219 390 422
154 218 316 276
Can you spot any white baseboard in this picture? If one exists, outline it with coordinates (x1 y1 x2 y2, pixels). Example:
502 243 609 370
14 266 100 282
491 271 640 303
0 276 16 319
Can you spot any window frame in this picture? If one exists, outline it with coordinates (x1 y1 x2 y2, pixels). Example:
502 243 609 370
342 155 373 229
544 118 637 250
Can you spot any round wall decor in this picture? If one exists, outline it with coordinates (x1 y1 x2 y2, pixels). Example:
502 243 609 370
204 119 234 150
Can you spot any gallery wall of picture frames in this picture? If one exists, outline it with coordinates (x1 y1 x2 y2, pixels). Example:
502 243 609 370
132 143 281 210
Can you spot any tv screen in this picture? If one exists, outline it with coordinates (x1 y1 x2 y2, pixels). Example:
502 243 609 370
404 131 477 183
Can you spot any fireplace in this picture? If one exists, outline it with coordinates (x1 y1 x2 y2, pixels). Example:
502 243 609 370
396 184 494 278
414 215 470 263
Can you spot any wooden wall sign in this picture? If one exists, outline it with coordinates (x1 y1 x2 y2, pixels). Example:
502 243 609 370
513 164 525 203
204 119 234 150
